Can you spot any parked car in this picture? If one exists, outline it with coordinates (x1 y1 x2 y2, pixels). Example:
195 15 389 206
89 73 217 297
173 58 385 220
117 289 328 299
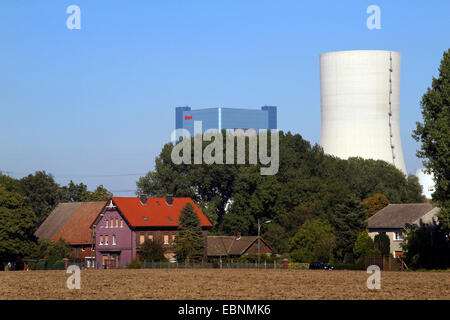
309 262 333 270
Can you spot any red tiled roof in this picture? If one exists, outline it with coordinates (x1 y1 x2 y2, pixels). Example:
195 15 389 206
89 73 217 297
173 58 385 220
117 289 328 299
112 197 212 228
52 201 107 245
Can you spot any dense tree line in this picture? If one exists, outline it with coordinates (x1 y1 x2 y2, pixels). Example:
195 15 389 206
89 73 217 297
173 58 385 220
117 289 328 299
137 131 424 262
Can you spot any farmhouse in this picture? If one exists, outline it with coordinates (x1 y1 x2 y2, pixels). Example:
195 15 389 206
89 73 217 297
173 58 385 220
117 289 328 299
91 195 212 269
35 201 107 268
367 203 440 258
207 233 272 259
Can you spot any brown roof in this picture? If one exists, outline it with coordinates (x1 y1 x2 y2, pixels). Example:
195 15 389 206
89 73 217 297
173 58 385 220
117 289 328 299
367 203 436 229
52 201 107 245
35 201 106 245
207 235 269 256
35 202 82 240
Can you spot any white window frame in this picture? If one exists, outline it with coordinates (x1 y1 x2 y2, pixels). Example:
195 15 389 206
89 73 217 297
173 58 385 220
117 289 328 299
112 235 117 246
394 231 404 241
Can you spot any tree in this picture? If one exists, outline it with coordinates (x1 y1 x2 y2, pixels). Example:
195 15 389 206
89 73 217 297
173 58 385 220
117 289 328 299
139 239 167 262
0 185 37 264
62 181 112 202
35 238 72 266
401 222 450 269
19 171 63 224
137 131 424 259
289 219 335 263
374 233 390 256
85 185 113 201
413 49 450 229
353 230 381 264
329 197 368 261
361 193 389 217
174 203 204 262
62 180 89 202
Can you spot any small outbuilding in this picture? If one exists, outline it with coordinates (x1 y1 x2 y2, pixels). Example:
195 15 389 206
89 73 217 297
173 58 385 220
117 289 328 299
207 233 272 259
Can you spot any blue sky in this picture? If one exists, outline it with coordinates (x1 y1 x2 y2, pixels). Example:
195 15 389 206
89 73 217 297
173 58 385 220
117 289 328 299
1 1 449 196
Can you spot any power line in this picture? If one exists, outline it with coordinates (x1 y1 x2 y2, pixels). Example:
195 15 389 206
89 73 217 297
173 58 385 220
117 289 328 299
1 171 147 179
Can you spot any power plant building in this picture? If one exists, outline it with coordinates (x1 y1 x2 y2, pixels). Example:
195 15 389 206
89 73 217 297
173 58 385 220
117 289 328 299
319 50 407 174
175 106 277 136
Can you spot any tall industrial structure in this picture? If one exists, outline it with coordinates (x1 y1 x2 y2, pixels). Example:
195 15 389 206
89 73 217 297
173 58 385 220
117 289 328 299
175 106 277 136
320 50 407 174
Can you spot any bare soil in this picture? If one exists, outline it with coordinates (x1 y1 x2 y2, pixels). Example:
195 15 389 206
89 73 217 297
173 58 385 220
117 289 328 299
0 269 448 300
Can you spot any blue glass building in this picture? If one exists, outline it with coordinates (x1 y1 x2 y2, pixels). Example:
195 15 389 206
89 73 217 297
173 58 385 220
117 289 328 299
175 106 277 136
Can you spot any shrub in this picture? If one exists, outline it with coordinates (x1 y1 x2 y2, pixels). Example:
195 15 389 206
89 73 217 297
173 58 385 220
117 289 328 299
128 259 141 269
36 261 46 270
332 262 365 270
140 239 167 262
343 252 354 264
287 262 310 269
53 260 66 270
241 254 274 263
374 233 390 256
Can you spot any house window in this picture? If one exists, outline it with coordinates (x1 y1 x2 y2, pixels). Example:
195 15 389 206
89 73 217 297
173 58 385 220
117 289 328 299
394 232 404 241
120 220 123 228
139 234 145 244
164 235 169 244
105 220 109 228
148 235 153 241
99 236 103 245
116 218 119 228
171 235 176 242
112 235 117 245
105 235 109 245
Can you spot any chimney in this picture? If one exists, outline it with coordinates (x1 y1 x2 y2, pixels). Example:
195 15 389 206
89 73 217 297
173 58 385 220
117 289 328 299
166 194 173 205
140 194 147 205
236 232 241 240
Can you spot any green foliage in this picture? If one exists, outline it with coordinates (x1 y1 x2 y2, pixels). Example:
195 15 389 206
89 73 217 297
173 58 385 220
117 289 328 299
52 260 66 270
289 219 335 263
343 252 354 264
35 239 72 265
139 239 167 262
353 230 375 263
36 261 46 270
331 262 365 270
175 203 204 262
374 233 390 256
128 258 141 269
401 223 450 270
19 171 63 224
413 49 450 229
287 262 310 269
361 194 389 217
240 253 275 263
0 185 37 263
137 131 425 261
62 181 112 202
329 197 368 261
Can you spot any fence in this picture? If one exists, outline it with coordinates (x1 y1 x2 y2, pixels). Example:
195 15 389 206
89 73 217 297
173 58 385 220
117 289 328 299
140 260 286 269
365 256 404 271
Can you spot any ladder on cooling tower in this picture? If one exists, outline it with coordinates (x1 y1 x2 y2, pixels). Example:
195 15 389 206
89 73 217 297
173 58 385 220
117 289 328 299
388 52 396 167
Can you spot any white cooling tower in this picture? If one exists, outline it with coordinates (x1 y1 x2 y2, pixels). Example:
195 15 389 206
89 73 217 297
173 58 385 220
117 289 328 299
320 50 407 174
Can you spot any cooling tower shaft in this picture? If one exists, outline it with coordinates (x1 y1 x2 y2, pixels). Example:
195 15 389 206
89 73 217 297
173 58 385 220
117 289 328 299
320 50 407 174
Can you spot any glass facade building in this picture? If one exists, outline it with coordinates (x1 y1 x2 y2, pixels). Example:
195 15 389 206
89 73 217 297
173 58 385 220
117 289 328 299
175 106 277 136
